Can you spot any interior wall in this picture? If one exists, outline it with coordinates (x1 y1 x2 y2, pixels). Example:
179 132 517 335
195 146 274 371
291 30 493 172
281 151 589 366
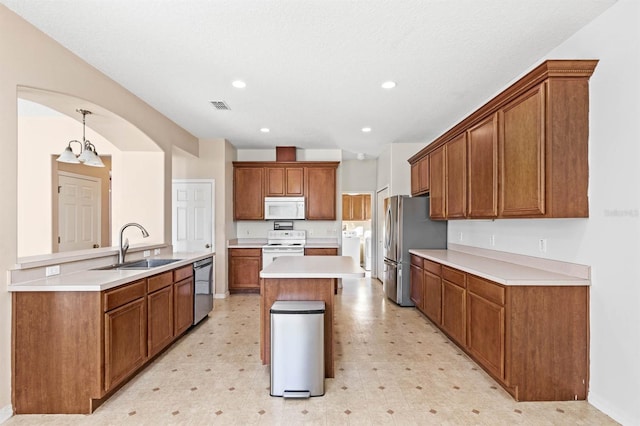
342 159 377 192
447 1 639 423
377 142 423 196
0 5 198 416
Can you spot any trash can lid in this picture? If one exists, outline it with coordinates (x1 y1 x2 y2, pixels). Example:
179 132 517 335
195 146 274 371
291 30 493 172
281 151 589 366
270 300 325 314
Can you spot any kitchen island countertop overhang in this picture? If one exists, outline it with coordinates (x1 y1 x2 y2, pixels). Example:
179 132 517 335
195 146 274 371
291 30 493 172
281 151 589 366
259 255 365 279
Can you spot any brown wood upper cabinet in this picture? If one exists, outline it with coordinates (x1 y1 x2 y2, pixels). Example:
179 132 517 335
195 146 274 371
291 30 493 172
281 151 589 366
408 60 597 219
467 114 498 218
342 194 371 221
234 166 264 220
233 162 339 221
410 155 430 196
265 167 304 196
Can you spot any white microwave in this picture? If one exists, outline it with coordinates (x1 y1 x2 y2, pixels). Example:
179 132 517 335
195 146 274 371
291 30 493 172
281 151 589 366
264 197 305 220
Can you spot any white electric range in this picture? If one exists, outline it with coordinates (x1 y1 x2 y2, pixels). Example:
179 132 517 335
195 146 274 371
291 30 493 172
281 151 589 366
262 230 306 268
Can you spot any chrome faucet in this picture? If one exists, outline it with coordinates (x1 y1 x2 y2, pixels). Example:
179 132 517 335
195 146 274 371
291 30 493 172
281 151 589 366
118 223 150 264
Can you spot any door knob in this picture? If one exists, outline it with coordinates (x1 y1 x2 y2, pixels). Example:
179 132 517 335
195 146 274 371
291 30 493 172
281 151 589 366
93 243 100 248
205 244 211 248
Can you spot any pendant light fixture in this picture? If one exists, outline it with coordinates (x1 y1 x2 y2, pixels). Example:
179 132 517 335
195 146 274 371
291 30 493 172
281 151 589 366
56 109 105 167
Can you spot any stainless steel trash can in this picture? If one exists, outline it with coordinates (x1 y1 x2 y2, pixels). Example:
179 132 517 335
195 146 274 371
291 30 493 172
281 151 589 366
270 300 325 398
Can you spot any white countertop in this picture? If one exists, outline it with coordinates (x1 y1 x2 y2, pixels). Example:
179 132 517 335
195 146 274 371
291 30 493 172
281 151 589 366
409 249 590 286
8 251 214 292
260 255 364 279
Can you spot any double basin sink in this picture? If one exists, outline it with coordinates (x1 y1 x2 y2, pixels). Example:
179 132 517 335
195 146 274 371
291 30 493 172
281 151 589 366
93 258 183 271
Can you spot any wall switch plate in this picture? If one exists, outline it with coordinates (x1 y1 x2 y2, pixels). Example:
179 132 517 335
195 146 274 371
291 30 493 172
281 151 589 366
45 265 60 277
154 248 161 255
143 250 151 257
490 235 496 246
458 232 463 241
539 239 547 253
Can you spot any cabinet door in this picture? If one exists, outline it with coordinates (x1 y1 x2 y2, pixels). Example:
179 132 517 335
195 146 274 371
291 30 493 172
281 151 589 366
410 263 424 311
445 133 467 219
364 194 371 220
174 277 194 336
499 84 546 217
285 168 304 196
265 167 285 196
234 167 264 220
305 167 336 220
229 255 261 291
147 286 174 358
429 147 446 219
351 194 365 221
411 163 419 196
341 194 352 220
468 114 498 218
104 298 147 391
423 270 442 325
467 292 505 379
441 280 466 345
419 156 430 192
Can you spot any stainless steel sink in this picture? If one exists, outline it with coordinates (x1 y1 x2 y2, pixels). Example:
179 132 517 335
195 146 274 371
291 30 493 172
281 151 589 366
93 258 183 271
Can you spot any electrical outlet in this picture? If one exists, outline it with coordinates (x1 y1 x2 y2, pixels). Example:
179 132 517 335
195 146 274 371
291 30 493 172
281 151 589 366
143 250 151 257
489 235 496 247
458 232 463 241
154 248 161 255
45 265 60 277
539 239 547 253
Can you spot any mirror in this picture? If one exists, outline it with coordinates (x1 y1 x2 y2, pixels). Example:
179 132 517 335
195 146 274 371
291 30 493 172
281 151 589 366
16 88 166 259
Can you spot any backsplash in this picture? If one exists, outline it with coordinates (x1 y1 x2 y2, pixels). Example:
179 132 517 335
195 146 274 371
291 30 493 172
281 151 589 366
236 220 340 238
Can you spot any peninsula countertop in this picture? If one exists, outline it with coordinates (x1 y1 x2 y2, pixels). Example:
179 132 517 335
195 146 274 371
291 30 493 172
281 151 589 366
260 255 364 279
8 251 214 292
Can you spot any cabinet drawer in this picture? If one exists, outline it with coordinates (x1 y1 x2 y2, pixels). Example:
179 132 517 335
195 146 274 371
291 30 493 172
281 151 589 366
147 271 173 293
423 259 441 276
229 248 262 257
305 248 338 256
104 279 146 312
442 266 466 288
410 254 423 267
467 275 505 305
174 265 193 282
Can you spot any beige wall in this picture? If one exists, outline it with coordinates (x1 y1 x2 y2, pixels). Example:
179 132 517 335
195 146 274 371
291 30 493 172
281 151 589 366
0 5 199 413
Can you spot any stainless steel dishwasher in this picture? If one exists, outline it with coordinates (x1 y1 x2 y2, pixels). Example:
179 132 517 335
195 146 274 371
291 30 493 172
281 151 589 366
193 256 214 325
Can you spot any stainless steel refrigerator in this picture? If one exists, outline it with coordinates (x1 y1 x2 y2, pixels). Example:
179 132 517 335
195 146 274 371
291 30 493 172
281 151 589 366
383 195 447 306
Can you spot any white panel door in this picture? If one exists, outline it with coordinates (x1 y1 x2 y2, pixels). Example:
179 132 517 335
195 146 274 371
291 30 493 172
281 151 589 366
172 180 214 252
58 173 101 252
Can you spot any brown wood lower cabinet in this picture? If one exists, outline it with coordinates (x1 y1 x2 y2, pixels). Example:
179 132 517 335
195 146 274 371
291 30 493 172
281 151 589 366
409 254 588 401
12 263 196 414
229 248 262 293
304 247 338 256
105 297 147 391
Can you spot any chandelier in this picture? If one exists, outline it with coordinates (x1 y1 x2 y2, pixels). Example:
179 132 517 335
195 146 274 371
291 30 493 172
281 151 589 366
56 109 105 167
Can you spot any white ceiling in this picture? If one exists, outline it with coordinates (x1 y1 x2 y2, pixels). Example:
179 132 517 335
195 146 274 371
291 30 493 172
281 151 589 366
2 0 616 159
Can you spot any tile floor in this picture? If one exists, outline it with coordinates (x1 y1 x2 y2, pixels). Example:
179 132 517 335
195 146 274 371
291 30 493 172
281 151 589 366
7 278 617 425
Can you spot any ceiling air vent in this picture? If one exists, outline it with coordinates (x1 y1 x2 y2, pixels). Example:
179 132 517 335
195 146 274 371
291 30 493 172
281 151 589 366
210 100 230 110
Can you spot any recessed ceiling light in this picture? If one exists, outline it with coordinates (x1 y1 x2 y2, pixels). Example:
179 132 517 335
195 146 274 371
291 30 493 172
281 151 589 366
381 81 396 89
232 80 246 89
362 127 372 133
260 128 270 133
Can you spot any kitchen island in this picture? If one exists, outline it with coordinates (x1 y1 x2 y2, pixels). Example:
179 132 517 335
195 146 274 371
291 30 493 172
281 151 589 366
259 256 365 378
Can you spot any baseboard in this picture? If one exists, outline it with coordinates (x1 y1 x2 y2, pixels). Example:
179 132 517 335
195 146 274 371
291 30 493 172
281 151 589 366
588 393 632 426
214 291 229 299
0 405 13 424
